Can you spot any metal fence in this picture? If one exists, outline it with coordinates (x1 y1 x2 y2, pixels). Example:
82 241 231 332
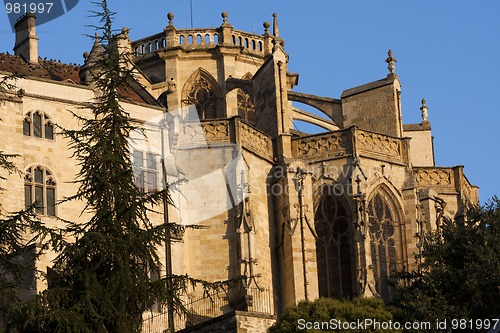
142 286 273 333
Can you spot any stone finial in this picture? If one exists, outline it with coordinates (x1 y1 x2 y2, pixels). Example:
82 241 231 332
121 27 129 37
263 21 270 34
167 12 174 26
221 11 229 25
420 98 429 124
385 49 397 74
272 13 280 37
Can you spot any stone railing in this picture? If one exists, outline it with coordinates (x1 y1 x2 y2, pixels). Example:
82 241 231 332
414 166 479 203
461 175 477 202
132 28 266 57
356 129 404 163
292 130 351 161
228 29 265 55
239 122 273 161
414 167 454 188
176 119 231 148
132 32 166 56
291 127 405 163
173 118 273 161
175 28 221 48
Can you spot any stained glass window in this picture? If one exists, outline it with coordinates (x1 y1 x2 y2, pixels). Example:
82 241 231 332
315 188 353 298
368 192 400 302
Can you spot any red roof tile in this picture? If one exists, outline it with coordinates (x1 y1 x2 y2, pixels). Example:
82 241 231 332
0 53 160 107
0 53 81 83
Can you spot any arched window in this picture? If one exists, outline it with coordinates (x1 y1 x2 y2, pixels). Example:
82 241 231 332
315 188 353 298
24 166 57 216
23 112 54 140
368 192 401 302
237 89 255 124
181 69 222 120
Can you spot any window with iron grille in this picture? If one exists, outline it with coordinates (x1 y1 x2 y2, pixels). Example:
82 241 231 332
132 150 158 192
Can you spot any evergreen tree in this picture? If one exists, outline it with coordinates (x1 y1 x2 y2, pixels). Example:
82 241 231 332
393 198 500 331
11 2 224 332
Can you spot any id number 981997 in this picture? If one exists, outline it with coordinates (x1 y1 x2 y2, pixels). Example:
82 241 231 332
5 2 53 14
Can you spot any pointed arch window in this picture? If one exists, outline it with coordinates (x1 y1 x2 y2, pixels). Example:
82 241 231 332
367 192 401 302
23 112 54 140
315 189 353 298
181 69 222 120
24 166 57 216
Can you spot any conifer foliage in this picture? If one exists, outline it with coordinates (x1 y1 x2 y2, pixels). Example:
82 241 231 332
393 198 500 329
11 2 220 332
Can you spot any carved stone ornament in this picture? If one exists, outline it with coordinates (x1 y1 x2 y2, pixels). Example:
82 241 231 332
295 132 348 160
415 169 452 187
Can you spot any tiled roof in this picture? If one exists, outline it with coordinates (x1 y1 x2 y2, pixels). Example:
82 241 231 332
0 53 81 83
0 53 160 106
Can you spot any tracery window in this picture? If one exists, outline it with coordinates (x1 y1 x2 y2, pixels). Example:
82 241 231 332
24 166 57 216
315 189 353 298
237 89 255 124
368 192 400 302
132 150 158 193
23 112 54 140
181 70 221 120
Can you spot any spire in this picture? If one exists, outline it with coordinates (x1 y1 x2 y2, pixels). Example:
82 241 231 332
272 13 280 37
420 98 430 125
385 49 397 74
83 32 104 62
272 13 284 51
80 32 105 85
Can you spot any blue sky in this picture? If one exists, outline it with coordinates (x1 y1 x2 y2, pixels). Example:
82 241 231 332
1 1 499 203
